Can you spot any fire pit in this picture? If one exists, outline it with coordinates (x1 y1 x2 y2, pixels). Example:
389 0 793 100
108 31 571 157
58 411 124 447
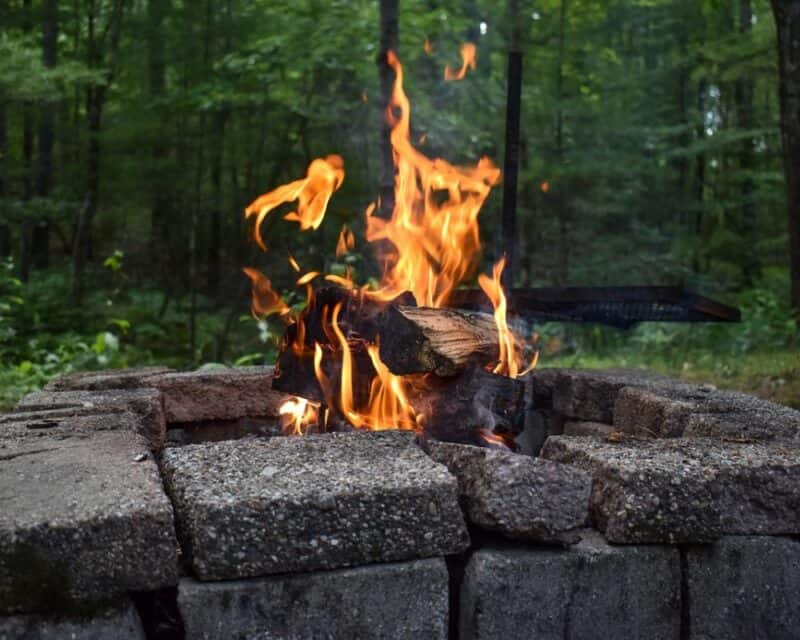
3 48 797 640
2 365 800 639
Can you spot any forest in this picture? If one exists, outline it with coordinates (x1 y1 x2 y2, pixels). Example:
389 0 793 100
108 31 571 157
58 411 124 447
0 0 798 410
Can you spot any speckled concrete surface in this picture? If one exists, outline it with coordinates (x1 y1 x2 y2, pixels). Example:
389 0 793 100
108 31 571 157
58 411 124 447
541 436 800 543
0 424 178 613
426 441 590 544
161 430 469 580
178 558 449 640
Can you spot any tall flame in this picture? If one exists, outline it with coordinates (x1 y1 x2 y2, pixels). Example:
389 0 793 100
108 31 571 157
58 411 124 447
243 50 532 436
478 257 538 378
444 42 477 81
366 50 500 307
245 154 345 250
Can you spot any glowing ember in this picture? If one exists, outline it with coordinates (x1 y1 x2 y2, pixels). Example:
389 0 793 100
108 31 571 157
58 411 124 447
475 428 511 449
444 42 477 81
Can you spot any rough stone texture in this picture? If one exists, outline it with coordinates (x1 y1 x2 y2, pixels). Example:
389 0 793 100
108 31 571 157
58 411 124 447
685 536 800 640
614 385 800 442
161 431 469 580
0 424 179 613
541 436 800 543
14 388 166 450
0 602 145 640
460 531 681 640
148 366 290 423
530 368 677 422
178 558 449 640
425 441 590 544
44 366 172 391
563 420 616 437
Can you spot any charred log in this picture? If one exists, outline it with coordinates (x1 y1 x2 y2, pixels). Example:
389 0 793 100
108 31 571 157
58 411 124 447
407 365 526 444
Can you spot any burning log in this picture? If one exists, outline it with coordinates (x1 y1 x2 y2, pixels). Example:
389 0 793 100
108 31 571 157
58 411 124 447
270 285 527 444
376 305 500 376
409 365 526 444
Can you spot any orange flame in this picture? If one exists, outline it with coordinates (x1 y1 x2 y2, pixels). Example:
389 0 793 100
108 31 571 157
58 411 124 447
335 225 355 257
366 50 500 307
478 257 538 378
245 154 345 250
475 428 511 449
242 267 291 320
242 51 533 438
444 42 477 81
279 396 319 435
423 38 433 55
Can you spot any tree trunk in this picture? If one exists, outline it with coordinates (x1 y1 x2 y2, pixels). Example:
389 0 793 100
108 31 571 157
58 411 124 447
0 99 9 257
207 109 228 301
19 0 34 281
147 0 171 267
70 0 125 304
555 0 569 285
376 0 398 220
33 0 59 270
737 0 756 284
770 0 800 320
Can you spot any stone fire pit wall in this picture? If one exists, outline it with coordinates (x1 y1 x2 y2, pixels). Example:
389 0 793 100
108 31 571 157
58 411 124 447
2 365 800 639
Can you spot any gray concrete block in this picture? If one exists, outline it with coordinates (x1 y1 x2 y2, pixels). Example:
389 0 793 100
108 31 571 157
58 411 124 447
460 532 681 640
178 558 449 640
614 385 800 442
148 366 290 423
14 388 166 450
541 436 800 543
563 420 616 437
161 431 469 580
685 536 800 640
44 367 172 391
426 441 590 544
0 428 179 613
0 602 145 640
544 368 677 422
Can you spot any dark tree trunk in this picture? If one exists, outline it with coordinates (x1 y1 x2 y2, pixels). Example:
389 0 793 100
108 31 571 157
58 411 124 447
770 0 800 319
376 0 398 220
147 0 171 267
33 0 59 270
736 0 756 283
70 0 125 304
207 109 229 301
555 0 569 285
19 0 34 281
0 99 9 257
692 81 706 274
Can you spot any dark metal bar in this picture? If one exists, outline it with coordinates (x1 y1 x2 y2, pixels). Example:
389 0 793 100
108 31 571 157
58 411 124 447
500 49 523 289
447 286 741 329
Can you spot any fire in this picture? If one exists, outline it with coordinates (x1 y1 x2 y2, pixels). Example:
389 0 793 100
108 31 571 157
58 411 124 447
475 428 511 449
335 225 355 257
478 257 538 378
423 37 433 55
243 49 533 437
279 397 319 436
366 50 500 307
444 42 477 81
245 154 345 250
242 267 291 320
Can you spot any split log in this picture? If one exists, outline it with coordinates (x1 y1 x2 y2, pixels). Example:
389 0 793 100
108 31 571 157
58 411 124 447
377 305 500 376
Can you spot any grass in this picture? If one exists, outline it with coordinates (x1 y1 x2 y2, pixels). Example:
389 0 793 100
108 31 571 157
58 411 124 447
546 349 800 409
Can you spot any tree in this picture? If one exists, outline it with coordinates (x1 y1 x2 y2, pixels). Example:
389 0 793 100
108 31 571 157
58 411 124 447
770 0 800 320
33 0 59 269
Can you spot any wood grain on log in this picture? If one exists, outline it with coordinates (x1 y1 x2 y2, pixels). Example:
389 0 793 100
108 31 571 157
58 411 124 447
377 305 499 376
